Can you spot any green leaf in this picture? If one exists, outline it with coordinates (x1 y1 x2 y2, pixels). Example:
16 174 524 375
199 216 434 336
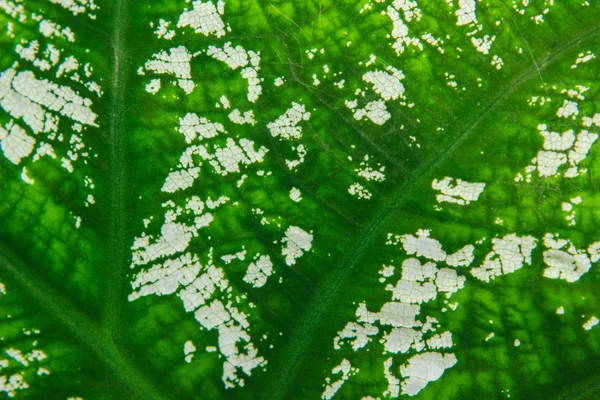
1 0 600 399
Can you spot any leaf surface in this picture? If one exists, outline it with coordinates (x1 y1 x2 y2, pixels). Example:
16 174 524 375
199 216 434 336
1 1 600 399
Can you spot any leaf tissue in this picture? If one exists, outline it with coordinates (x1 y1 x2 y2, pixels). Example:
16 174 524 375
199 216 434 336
0 0 599 399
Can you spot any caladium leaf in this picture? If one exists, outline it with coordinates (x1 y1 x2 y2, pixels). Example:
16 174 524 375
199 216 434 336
1 0 600 399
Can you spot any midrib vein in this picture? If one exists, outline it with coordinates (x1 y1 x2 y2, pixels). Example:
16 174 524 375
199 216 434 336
101 0 165 397
103 0 126 341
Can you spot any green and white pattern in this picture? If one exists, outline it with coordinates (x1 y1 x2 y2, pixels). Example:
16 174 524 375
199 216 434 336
1 0 600 399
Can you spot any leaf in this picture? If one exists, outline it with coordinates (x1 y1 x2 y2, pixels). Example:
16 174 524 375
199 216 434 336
1 0 600 399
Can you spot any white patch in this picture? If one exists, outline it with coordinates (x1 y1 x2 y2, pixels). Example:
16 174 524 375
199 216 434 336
130 243 265 389
334 79 345 89
228 109 256 125
399 352 457 396
588 241 600 263
540 127 576 151
162 116 267 193
184 340 196 363
162 169 201 193
381 327 423 354
471 35 495 54
355 154 386 182
583 316 599 331
356 302 421 328
334 322 379 351
435 268 466 295
49 0 98 17
155 19 176 40
267 102 311 140
383 358 400 398
0 122 35 164
397 230 447 262
0 312 50 398
470 234 537 282
177 0 227 38
321 359 355 400
386 6 423 56
421 33 445 54
221 249 246 264
432 177 485 205
38 20 75 42
348 182 372 200
285 144 307 170
561 198 579 226
144 46 194 94
207 42 248 69
491 55 504 70
289 187 302 202
426 331 453 350
329 229 565 397
446 245 474 267
455 0 477 26
145 79 161 94
557 100 579 119
243 255 273 288
281 226 313 266
385 258 438 304
219 95 230 109
542 233 592 282
571 196 583 205
571 51 595 69
0 67 99 132
515 119 598 182
56 56 79 78
362 67 405 101
178 113 224 143
20 166 34 184
535 150 568 177
350 100 391 126
206 43 262 102
379 265 395 279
